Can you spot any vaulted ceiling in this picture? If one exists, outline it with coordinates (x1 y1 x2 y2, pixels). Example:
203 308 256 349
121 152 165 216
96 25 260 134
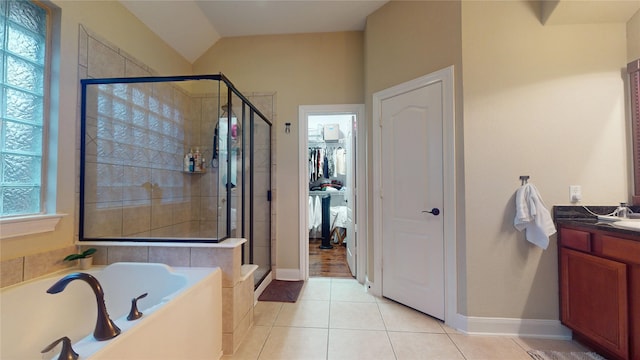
119 0 640 64
119 0 388 63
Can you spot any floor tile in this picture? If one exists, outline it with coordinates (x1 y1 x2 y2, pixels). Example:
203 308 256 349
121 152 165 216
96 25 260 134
299 278 331 301
330 278 376 302
388 332 465 360
378 300 445 333
329 301 386 330
253 301 283 326
258 326 328 360
236 283 583 360
274 300 330 328
327 329 396 360
222 325 271 360
449 334 532 360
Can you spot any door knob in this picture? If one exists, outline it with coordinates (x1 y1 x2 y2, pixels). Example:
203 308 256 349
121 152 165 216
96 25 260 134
422 208 440 216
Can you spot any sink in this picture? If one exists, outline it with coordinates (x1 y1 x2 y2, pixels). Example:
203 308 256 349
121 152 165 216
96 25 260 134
611 220 640 231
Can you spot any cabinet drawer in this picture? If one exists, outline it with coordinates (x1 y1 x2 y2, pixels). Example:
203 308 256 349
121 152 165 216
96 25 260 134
560 228 591 252
597 235 640 265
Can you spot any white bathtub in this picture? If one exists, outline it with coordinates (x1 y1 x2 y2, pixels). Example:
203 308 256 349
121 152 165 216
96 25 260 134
0 262 222 360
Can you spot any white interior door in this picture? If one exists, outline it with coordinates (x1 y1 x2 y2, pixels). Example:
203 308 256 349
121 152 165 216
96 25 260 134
380 80 445 320
345 115 356 276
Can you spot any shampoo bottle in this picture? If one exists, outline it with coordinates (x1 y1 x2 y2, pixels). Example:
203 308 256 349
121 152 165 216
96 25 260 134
188 148 194 172
194 147 201 172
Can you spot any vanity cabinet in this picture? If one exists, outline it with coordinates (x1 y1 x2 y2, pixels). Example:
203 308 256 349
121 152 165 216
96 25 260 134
558 226 640 360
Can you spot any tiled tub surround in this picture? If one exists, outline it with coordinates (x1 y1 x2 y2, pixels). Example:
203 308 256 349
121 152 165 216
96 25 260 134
0 239 256 355
0 245 78 288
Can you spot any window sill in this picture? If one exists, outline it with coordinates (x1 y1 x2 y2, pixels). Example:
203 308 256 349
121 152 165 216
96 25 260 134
0 214 66 239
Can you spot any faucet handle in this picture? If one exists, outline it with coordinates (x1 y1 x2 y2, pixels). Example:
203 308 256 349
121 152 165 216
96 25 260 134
41 336 78 360
127 292 148 321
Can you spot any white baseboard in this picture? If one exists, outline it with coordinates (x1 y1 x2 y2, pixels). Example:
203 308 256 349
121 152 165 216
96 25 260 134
355 277 569 340
254 271 273 305
453 314 572 339
275 268 302 281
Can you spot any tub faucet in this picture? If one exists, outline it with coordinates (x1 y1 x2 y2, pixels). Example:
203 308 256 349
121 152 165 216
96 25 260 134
47 272 121 341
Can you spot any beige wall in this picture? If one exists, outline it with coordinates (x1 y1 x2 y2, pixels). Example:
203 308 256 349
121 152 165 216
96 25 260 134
1 1 191 260
193 32 365 270
461 1 628 318
364 0 466 308
629 9 640 62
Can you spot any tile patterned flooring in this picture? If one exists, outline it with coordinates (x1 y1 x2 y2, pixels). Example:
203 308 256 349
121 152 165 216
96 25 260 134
223 277 589 360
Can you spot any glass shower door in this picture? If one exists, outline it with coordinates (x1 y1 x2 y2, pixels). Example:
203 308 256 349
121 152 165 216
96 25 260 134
244 108 271 286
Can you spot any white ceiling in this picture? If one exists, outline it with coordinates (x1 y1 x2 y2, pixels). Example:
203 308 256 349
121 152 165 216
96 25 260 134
120 0 389 63
542 0 640 25
120 0 640 64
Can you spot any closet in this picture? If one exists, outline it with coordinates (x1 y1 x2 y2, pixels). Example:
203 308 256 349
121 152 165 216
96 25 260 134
308 119 351 251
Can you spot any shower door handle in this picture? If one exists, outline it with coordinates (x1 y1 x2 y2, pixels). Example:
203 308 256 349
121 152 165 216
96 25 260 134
422 208 440 216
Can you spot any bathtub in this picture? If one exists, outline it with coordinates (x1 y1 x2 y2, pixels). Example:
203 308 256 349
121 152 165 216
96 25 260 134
0 262 222 360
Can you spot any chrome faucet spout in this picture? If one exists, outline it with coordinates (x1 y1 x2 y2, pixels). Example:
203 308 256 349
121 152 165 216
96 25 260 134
47 272 121 341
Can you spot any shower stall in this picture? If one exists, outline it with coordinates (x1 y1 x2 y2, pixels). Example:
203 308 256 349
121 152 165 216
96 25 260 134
79 74 272 286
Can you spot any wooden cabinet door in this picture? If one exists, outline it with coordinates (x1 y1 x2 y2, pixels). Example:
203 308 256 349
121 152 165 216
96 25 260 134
560 248 629 359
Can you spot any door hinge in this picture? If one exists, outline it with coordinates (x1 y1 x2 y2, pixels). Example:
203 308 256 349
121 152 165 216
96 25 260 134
267 190 272 201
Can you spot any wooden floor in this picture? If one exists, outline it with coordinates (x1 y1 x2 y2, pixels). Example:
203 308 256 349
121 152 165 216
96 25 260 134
309 238 354 278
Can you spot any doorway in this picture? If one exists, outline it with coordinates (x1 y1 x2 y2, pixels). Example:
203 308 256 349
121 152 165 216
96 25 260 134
298 104 365 282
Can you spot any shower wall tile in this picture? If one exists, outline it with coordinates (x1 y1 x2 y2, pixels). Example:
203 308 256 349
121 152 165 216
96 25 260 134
124 58 151 77
87 36 125 78
122 204 151 236
201 196 218 221
78 25 88 67
173 200 191 224
253 245 270 267
83 205 123 238
151 201 173 229
199 220 217 237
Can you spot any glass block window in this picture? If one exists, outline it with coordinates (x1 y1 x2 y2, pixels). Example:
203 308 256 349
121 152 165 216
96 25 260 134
0 0 48 216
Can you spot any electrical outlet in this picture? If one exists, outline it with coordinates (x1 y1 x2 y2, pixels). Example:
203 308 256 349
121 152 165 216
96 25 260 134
570 185 582 203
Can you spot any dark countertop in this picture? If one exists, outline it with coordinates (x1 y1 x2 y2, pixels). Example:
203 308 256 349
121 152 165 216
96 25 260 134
553 205 640 240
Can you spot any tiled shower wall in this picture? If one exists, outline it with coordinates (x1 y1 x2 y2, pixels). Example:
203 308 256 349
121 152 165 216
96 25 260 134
0 25 276 288
78 25 275 241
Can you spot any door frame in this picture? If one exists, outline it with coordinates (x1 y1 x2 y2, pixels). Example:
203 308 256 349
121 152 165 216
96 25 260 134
298 104 366 283
371 66 458 326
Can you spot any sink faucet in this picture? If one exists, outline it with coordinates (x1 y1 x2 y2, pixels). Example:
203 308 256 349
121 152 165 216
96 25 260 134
47 272 121 341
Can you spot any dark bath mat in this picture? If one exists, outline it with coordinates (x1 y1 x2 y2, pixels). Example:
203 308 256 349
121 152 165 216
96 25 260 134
258 280 305 303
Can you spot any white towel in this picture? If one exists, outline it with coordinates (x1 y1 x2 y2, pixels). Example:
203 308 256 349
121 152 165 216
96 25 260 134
514 183 556 249
313 195 322 232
